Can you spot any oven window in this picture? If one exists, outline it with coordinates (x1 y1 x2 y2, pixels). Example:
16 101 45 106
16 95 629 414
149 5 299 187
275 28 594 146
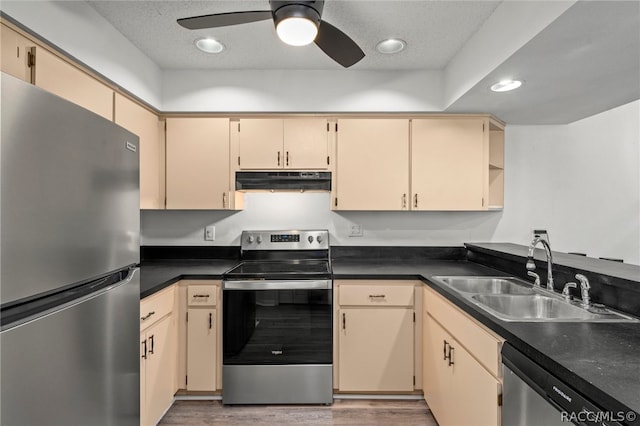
223 289 332 365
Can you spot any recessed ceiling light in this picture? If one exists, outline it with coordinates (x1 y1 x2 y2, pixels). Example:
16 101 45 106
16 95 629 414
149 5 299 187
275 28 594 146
490 80 523 92
195 38 225 54
376 39 406 54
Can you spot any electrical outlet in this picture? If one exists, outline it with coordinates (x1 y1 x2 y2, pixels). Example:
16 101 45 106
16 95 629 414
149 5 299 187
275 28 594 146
349 224 364 237
204 226 215 241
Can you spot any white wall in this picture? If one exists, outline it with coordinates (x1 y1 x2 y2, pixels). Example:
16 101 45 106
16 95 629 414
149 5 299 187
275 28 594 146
492 100 640 264
142 100 640 265
162 69 443 112
141 193 504 247
0 0 163 107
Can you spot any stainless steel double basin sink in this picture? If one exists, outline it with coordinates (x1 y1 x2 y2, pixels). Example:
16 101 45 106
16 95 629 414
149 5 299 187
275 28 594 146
431 276 638 322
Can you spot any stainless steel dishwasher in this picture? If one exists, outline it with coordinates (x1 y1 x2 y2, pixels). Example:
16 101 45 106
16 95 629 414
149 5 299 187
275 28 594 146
502 343 632 426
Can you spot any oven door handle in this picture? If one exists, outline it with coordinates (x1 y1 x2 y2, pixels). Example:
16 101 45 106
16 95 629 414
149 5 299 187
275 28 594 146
223 280 332 290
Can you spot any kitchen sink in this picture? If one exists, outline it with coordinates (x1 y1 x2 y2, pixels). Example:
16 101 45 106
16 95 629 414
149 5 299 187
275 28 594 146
470 294 634 321
434 276 535 295
432 276 638 322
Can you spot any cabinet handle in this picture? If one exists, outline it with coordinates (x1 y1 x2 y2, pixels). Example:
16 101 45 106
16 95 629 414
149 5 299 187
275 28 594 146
277 151 281 166
286 151 289 166
193 294 210 298
402 193 407 208
141 340 148 359
222 192 226 208
342 312 346 330
368 294 386 299
448 344 455 366
414 194 419 208
149 335 155 355
443 340 449 361
209 312 213 330
141 311 155 321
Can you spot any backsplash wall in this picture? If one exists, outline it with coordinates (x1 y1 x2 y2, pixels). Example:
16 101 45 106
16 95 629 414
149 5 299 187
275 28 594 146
141 192 505 247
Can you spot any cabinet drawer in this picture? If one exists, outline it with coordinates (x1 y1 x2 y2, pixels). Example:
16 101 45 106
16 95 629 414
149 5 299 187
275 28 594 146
423 286 504 377
339 283 414 307
187 285 217 307
140 286 174 331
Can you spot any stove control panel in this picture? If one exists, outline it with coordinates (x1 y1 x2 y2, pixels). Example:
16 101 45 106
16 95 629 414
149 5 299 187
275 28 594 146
241 230 329 251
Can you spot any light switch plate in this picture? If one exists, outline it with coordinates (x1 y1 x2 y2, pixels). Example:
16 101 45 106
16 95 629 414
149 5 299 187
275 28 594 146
205 225 215 241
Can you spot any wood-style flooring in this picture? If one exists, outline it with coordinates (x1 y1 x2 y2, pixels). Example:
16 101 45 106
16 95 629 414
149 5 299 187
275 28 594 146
159 399 438 425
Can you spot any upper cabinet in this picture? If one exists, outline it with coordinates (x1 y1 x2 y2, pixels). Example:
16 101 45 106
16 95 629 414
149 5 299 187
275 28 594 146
334 119 410 210
114 94 164 210
333 116 505 212
236 118 329 170
32 47 114 121
1 24 34 82
411 118 487 211
166 117 231 210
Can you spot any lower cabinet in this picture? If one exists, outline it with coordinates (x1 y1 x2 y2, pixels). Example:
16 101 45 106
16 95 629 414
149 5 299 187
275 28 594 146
185 283 219 391
335 280 421 392
423 286 504 426
140 286 176 426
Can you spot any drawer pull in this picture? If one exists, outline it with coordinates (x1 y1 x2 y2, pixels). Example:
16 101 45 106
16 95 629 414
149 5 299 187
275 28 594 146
141 311 155 321
368 294 386 299
193 294 210 298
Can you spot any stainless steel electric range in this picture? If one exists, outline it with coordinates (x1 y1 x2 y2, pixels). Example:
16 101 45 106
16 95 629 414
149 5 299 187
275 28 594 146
222 230 333 405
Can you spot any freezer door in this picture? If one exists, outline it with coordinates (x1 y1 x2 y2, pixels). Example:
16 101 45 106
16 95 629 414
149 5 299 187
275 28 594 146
1 74 140 306
0 268 140 426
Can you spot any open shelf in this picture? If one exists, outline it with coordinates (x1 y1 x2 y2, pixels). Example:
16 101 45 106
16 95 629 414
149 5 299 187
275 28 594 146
488 120 504 209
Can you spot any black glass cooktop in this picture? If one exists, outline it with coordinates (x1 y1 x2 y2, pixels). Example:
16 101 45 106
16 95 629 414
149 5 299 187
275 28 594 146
224 260 331 280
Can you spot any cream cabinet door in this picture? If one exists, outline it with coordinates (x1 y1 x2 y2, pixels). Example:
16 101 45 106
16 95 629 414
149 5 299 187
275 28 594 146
411 118 486 210
338 307 413 392
114 94 164 209
238 119 284 169
32 46 113 120
335 119 410 210
1 24 33 82
143 315 175 426
283 118 329 169
423 314 453 426
186 308 217 391
449 334 501 426
140 332 148 426
166 117 230 209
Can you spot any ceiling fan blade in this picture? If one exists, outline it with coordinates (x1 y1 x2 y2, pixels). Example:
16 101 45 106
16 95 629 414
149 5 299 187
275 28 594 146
314 20 365 68
177 11 272 30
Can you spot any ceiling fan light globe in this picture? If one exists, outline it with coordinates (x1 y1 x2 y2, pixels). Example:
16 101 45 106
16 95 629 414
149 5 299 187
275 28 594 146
276 17 318 46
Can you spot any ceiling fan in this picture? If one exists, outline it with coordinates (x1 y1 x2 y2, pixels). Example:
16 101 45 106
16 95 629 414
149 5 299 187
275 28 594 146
177 0 365 68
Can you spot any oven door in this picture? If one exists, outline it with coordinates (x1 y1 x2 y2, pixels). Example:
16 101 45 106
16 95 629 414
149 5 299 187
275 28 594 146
222 280 332 366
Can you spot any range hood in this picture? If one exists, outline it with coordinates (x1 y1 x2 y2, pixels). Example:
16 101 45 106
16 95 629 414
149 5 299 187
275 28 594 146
235 171 331 191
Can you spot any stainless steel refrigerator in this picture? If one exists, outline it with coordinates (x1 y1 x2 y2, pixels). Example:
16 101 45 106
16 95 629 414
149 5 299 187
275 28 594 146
1 73 140 425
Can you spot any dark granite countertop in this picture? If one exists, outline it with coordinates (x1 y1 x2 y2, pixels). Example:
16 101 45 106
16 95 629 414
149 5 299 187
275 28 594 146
140 254 640 421
139 259 237 299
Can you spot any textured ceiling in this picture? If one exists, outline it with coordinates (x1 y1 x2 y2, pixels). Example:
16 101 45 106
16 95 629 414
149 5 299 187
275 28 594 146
87 0 502 70
448 0 640 124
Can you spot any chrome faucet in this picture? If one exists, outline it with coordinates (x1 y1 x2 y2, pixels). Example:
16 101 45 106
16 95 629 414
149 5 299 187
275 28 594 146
575 274 591 309
526 234 554 291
